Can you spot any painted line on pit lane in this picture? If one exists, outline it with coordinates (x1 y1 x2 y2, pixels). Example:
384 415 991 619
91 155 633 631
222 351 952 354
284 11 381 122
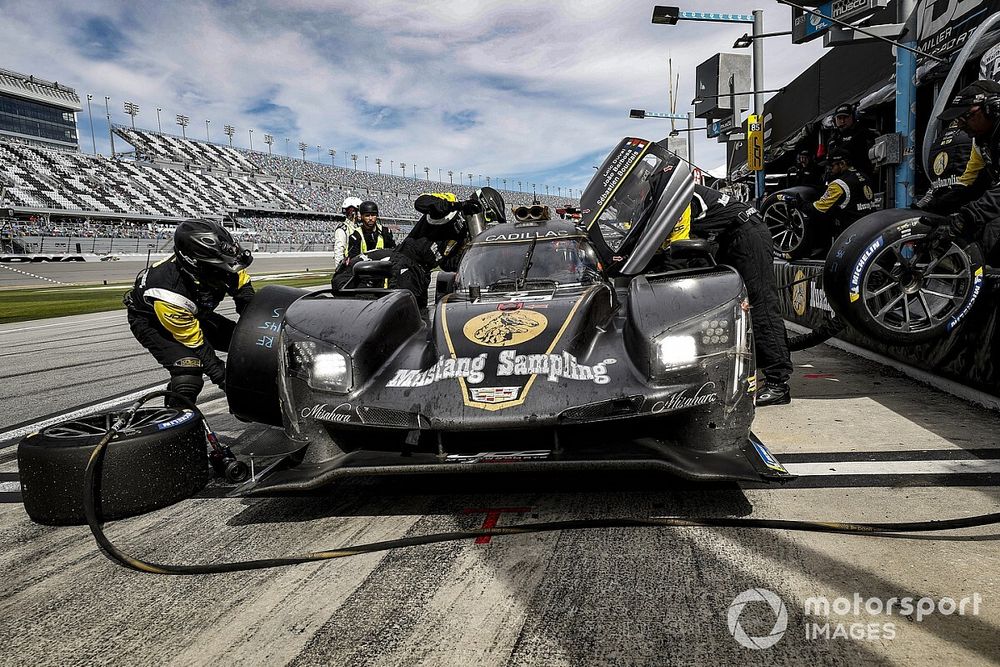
0 313 124 334
784 459 1000 476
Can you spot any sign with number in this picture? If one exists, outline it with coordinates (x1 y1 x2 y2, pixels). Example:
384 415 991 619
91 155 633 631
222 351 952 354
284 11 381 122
747 115 764 171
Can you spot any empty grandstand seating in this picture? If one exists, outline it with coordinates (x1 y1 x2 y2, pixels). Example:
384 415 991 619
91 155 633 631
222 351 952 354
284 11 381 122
115 127 258 173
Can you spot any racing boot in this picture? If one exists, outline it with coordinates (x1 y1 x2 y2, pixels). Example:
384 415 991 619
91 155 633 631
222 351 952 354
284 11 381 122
756 381 791 407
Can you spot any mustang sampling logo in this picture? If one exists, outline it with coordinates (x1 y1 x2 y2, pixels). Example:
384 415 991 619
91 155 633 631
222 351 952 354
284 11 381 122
385 350 616 388
464 309 548 346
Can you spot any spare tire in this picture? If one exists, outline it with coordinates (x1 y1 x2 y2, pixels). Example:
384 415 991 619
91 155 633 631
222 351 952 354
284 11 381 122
761 186 821 259
823 209 985 345
18 407 209 526
226 285 307 427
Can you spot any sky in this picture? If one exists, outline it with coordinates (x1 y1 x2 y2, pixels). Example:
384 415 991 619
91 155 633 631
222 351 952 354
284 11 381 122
0 0 827 196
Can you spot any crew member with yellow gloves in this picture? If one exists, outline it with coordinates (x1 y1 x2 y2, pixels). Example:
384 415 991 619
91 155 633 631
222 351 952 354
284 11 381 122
124 219 254 407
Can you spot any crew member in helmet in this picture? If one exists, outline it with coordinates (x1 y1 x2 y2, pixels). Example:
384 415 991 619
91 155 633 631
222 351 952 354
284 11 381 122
333 196 362 271
918 80 1000 261
348 200 395 259
124 219 254 407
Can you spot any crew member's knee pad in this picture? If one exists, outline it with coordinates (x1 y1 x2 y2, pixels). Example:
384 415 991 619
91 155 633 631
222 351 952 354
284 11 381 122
167 362 204 407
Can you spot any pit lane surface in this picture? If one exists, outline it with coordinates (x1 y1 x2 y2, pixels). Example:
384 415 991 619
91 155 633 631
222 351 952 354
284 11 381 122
1 309 999 666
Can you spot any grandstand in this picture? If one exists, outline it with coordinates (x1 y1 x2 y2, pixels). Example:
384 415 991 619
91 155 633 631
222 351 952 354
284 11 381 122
1 122 581 254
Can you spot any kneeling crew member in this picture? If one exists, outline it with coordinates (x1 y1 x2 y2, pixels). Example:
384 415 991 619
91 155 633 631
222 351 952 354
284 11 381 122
681 183 794 406
348 200 395 259
125 219 254 407
805 146 876 244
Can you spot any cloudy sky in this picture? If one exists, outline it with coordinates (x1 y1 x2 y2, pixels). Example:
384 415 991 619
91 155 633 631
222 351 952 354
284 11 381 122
0 1 825 195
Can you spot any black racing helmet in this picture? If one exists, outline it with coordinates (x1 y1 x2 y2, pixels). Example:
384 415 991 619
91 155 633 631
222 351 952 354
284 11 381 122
359 200 379 215
174 219 251 279
471 187 507 225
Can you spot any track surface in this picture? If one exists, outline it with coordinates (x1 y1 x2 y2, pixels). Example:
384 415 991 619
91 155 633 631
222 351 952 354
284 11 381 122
1 308 999 665
0 253 338 289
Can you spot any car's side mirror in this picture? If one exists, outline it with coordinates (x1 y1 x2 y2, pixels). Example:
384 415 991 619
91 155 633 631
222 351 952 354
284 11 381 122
436 271 457 303
669 239 716 266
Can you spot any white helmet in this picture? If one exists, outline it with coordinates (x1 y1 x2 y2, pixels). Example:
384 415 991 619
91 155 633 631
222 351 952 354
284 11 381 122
342 196 362 213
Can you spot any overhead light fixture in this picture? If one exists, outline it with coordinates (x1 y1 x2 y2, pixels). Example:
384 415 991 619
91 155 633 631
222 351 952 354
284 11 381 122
629 109 647 119
733 33 753 48
651 5 680 25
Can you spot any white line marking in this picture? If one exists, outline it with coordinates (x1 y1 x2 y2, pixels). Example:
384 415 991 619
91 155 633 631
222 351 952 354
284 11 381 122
0 481 20 493
0 384 167 444
0 314 124 334
784 460 1000 476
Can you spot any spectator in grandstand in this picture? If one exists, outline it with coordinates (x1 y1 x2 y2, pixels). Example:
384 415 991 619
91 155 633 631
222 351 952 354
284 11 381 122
828 103 879 179
334 196 362 270
348 200 396 257
124 219 254 407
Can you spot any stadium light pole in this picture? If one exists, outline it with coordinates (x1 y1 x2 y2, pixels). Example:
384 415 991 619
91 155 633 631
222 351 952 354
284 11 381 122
364 155 369 171
448 170 454 185
329 148 336 165
205 119 211 142
351 154 358 170
518 180 522 192
175 114 189 140
376 157 382 175
413 164 417 179
86 94 97 154
503 178 507 191
424 166 430 180
487 176 491 187
468 174 473 188
390 159 394 174
284 138 289 156
105 96 117 158
264 133 274 155
249 129 254 151
438 168 442 182
400 162 406 177
298 142 308 161
123 101 139 130
316 145 321 162
156 107 162 133
224 124 235 147
459 171 463 185
650 6 766 198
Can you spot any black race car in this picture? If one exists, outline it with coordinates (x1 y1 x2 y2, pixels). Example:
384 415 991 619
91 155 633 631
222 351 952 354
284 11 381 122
226 137 791 492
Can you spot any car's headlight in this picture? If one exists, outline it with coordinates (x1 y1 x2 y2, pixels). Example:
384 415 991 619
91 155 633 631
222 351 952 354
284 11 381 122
651 300 751 384
284 338 353 393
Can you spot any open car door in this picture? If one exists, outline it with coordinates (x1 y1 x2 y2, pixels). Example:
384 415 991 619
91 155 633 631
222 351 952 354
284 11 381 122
579 137 694 276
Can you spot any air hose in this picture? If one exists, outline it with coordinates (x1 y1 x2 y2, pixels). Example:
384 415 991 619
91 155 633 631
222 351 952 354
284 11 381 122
774 272 845 351
84 391 1000 576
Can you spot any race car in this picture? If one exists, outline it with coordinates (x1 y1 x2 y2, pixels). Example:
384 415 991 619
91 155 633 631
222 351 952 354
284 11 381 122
225 137 792 492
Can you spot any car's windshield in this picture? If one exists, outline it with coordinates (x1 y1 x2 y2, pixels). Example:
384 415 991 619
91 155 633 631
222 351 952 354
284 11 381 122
456 237 602 290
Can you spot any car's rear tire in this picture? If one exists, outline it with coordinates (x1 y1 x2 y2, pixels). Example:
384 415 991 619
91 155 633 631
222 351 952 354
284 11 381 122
823 210 985 345
18 407 209 526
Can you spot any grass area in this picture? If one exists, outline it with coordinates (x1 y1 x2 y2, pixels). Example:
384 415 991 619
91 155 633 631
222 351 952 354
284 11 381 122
0 272 334 324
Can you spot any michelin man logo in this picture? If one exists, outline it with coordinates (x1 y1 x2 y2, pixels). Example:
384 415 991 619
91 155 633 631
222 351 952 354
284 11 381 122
727 588 788 650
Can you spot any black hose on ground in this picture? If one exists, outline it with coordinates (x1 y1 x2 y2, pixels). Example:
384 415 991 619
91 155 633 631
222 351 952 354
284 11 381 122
83 391 1000 576
787 316 845 352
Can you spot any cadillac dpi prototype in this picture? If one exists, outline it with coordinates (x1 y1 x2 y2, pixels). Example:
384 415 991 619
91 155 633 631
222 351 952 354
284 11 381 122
226 138 791 491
